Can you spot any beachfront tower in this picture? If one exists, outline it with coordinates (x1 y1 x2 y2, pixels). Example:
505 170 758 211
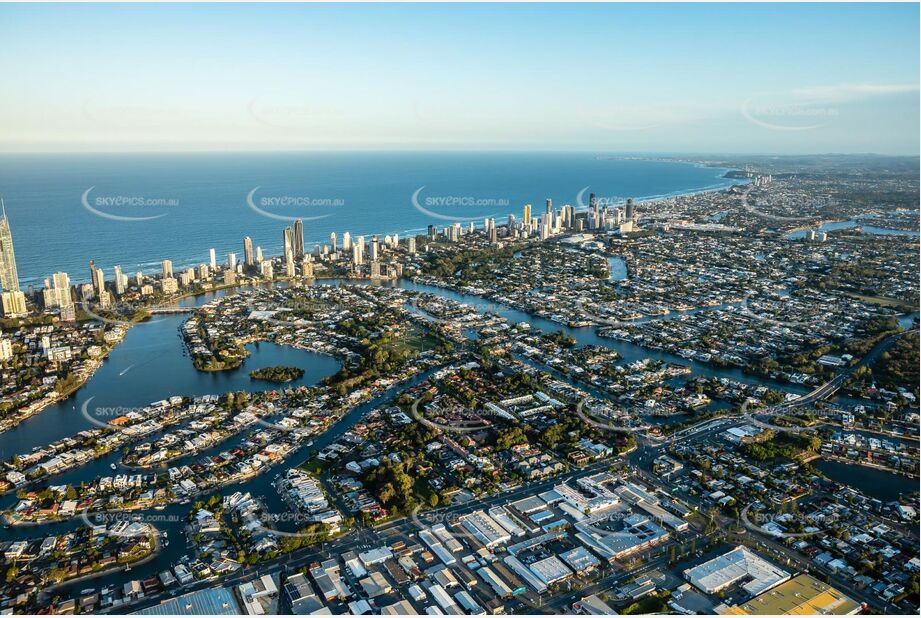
0 200 20 293
294 219 305 258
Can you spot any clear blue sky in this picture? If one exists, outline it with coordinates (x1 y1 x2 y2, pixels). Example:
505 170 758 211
1 3 918 154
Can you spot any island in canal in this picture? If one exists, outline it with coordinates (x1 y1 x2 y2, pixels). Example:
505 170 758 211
249 365 305 383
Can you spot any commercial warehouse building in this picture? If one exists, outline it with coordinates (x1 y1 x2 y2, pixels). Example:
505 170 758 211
132 587 240 615
459 511 512 548
684 546 790 598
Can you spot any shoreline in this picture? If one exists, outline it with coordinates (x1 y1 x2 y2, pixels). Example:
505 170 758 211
17 157 747 290
816 454 920 481
41 531 160 595
0 330 127 435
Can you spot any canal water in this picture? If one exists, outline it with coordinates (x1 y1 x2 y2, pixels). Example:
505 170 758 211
357 278 811 397
608 256 628 281
786 220 920 239
814 459 917 502
0 289 340 463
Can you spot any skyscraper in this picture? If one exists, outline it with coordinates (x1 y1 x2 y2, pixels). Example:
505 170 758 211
52 272 73 309
330 232 337 252
243 236 254 266
209 248 217 269
283 227 294 259
113 265 125 295
0 290 27 317
91 262 106 299
523 204 532 228
293 219 305 258
285 248 295 277
625 198 635 221
162 259 173 279
545 198 553 215
370 237 379 262
0 201 20 293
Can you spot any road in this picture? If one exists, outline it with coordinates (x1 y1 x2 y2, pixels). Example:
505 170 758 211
777 328 918 411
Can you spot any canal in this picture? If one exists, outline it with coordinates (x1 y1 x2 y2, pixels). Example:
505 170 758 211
814 459 917 502
786 220 920 239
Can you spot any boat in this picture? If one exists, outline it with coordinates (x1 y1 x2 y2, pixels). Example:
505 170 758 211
110 463 117 470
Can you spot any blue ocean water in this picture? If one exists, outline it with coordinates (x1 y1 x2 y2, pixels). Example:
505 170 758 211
0 152 741 287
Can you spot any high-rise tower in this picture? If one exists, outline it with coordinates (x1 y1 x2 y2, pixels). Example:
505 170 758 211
293 219 305 258
283 227 294 259
0 200 21 293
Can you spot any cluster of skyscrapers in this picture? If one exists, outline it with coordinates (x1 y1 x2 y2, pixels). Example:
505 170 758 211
2 195 639 321
428 196 639 245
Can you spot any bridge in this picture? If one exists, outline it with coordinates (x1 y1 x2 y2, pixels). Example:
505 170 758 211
658 327 918 445
776 328 917 412
147 306 196 314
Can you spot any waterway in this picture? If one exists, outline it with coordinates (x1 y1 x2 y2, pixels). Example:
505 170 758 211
813 459 917 502
7 363 442 603
0 288 340 461
608 256 628 281
786 220 920 239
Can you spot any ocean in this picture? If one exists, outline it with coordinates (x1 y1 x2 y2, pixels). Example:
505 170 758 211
0 152 741 287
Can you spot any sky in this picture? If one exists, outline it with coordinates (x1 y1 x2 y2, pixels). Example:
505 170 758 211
0 3 918 155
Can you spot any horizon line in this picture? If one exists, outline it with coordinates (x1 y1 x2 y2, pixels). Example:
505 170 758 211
0 149 919 158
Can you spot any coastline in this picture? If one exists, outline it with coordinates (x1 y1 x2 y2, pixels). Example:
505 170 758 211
17 157 749 290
